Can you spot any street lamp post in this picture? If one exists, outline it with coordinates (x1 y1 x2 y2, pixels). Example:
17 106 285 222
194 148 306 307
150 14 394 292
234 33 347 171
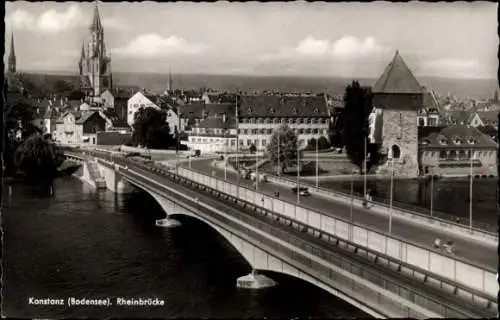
255 122 259 192
277 132 280 176
469 148 473 230
297 140 300 204
350 169 354 222
430 170 434 218
224 128 227 181
363 137 368 198
389 156 395 235
235 93 240 197
315 133 319 188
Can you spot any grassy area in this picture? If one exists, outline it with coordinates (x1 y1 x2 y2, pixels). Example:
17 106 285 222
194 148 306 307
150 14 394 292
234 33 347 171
259 159 357 176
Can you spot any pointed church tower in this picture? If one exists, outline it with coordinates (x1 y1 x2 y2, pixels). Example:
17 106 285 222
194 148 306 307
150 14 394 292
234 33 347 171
79 1 112 98
8 31 16 73
373 50 423 177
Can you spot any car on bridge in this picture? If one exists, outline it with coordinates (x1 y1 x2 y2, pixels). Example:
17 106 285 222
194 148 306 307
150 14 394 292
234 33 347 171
291 186 311 196
250 172 268 183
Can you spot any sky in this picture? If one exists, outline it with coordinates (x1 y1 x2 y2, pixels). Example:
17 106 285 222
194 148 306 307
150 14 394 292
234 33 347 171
4 1 498 79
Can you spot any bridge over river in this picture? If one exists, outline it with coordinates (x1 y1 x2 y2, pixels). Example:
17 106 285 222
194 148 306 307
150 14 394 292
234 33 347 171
64 149 498 318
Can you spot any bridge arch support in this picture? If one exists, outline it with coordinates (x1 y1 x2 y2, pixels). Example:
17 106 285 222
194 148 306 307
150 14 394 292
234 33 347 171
97 162 135 194
145 191 357 298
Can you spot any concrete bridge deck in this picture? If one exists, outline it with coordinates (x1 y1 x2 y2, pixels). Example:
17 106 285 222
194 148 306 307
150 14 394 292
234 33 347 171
110 158 495 318
186 159 497 270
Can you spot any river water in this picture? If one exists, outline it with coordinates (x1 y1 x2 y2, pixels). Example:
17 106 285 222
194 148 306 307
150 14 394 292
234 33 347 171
319 178 498 229
2 176 369 319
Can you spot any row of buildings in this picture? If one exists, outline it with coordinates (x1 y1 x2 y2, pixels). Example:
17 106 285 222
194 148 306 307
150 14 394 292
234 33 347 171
5 2 497 178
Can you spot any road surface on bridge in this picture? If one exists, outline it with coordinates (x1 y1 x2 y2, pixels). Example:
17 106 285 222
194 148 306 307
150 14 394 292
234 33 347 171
183 160 497 270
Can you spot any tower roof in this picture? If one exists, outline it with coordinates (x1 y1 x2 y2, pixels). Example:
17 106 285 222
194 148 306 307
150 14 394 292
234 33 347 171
372 50 422 94
9 31 15 60
90 1 103 31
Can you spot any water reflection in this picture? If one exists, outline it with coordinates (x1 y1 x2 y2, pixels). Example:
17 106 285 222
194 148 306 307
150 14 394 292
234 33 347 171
322 177 497 225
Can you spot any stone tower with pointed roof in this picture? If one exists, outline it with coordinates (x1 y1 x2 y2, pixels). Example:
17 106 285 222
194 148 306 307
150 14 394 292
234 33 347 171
8 31 16 73
373 51 423 177
79 1 112 97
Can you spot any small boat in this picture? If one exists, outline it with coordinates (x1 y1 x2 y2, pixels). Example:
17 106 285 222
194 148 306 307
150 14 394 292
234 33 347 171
155 218 181 228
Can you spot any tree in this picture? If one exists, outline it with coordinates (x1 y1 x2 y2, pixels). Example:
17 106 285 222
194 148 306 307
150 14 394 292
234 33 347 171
53 80 74 94
249 143 257 154
4 94 42 176
329 110 344 148
14 133 64 182
132 107 174 149
341 81 374 173
266 124 299 174
317 136 330 150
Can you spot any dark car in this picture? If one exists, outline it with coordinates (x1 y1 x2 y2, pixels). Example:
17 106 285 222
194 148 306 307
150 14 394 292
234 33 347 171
291 187 311 196
124 152 141 157
193 150 201 157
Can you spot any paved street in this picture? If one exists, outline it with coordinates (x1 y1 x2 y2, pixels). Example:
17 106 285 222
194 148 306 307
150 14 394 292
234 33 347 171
183 159 497 270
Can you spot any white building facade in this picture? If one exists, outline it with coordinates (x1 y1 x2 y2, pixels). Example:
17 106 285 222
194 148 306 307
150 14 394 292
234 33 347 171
237 95 330 151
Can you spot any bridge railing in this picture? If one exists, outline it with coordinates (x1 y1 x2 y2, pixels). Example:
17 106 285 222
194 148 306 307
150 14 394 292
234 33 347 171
114 160 495 317
175 166 498 299
264 174 498 243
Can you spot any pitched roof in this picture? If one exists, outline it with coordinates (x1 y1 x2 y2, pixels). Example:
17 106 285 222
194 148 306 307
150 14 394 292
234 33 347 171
447 110 473 124
372 51 423 94
178 102 235 118
76 111 103 124
238 95 329 118
197 116 237 129
475 110 499 123
101 109 129 128
419 125 497 149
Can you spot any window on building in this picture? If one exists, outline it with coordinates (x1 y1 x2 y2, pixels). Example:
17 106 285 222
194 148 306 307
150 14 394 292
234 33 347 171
298 129 304 134
450 150 457 159
299 139 304 147
305 128 312 134
392 145 401 159
299 118 304 124
260 128 266 134
240 140 243 146
418 118 425 126
256 118 262 124
288 119 294 124
247 139 251 146
249 118 255 124
252 129 258 134
231 140 235 147
262 139 267 146
313 128 319 134
311 118 317 124
458 150 466 160
267 129 273 134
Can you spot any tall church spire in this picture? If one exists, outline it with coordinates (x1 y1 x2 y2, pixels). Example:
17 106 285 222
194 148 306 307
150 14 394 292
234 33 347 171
8 31 16 73
90 1 103 32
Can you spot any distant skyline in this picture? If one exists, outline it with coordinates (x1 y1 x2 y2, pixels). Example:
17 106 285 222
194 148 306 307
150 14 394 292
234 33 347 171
4 1 497 79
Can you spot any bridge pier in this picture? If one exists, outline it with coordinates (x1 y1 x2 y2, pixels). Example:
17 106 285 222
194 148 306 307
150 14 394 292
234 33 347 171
236 269 277 289
98 162 134 194
155 215 182 228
